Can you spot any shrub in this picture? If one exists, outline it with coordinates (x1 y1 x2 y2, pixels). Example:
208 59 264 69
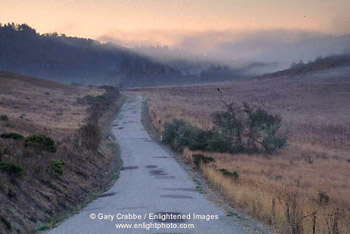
163 119 241 153
79 124 102 151
189 129 213 151
0 133 24 140
50 160 65 175
0 115 8 121
206 132 234 153
24 134 56 152
84 86 120 124
0 162 23 176
192 154 215 169
162 119 199 152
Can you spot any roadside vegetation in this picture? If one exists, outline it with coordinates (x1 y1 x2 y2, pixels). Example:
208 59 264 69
0 72 121 233
134 72 350 234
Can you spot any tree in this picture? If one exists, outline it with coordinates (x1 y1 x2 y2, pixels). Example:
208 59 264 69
212 89 287 154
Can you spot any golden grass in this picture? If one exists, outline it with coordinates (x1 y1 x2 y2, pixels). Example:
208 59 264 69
133 76 350 233
0 71 103 136
186 148 350 233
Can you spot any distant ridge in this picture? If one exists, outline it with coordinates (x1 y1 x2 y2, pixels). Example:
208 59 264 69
257 54 350 79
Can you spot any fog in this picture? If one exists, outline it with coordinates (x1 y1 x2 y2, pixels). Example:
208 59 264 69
100 29 350 74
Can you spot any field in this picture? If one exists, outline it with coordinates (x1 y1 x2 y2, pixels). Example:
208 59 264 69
132 67 350 233
0 71 120 233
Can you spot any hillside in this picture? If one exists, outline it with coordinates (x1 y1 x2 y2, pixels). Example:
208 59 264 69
259 54 350 79
133 65 350 233
0 72 121 233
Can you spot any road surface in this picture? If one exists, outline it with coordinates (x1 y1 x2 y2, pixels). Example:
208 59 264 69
49 94 255 234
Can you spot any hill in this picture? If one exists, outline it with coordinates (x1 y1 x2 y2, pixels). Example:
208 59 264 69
0 71 121 233
0 23 245 88
0 23 187 86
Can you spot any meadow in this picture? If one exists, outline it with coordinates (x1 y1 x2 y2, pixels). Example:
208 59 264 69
133 69 350 233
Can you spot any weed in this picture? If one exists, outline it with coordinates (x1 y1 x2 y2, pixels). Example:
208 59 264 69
0 114 8 121
24 134 56 153
192 154 215 169
0 161 23 176
219 168 239 180
50 160 65 175
34 223 50 232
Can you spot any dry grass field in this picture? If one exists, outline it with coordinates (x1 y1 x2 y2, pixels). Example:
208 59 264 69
0 71 120 233
132 67 350 233
0 71 103 135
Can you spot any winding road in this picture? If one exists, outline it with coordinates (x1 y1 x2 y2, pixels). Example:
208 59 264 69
49 94 256 234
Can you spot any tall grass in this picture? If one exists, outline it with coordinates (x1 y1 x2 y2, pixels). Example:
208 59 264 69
185 148 350 233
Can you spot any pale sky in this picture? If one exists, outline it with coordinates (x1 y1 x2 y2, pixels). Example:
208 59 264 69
1 0 350 45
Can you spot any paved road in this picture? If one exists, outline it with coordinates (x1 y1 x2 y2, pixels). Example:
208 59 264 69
49 94 252 234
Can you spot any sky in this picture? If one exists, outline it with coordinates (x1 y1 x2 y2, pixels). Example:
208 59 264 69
1 0 350 69
1 0 350 45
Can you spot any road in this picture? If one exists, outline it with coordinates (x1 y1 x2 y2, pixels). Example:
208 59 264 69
49 94 254 234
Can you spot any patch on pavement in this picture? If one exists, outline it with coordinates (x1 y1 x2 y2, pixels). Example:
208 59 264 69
99 192 117 198
121 166 139 171
162 188 197 192
155 176 176 180
160 195 193 199
149 169 167 176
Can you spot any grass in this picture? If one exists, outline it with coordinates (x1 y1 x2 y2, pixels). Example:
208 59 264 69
133 72 350 233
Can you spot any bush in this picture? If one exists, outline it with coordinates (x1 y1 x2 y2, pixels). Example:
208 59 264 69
24 134 56 152
0 133 24 140
163 98 287 154
163 119 242 153
84 86 120 124
0 162 23 176
206 132 234 153
79 124 102 151
162 119 199 152
189 129 214 151
0 115 8 121
50 160 65 175
192 154 215 169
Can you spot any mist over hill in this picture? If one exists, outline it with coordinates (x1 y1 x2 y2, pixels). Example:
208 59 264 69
109 29 350 74
0 23 246 87
0 23 184 86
